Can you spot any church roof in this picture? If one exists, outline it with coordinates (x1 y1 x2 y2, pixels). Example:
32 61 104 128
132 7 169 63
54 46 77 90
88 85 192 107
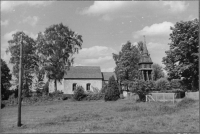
64 66 102 79
102 72 117 81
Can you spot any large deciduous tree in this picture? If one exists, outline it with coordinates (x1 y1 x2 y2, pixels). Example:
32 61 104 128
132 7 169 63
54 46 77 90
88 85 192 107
113 41 140 83
1 59 12 100
162 19 199 91
37 23 83 91
7 31 38 97
152 63 165 81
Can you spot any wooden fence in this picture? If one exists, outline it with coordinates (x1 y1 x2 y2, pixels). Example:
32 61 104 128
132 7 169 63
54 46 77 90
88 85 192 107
146 93 176 104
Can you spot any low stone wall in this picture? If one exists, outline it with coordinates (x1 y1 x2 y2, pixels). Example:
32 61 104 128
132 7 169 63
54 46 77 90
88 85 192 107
185 91 199 100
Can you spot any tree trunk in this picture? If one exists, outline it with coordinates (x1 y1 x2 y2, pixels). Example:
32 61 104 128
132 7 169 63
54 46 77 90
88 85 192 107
54 79 57 92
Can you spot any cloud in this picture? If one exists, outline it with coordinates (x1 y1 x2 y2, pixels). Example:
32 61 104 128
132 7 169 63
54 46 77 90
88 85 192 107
162 1 188 13
145 42 170 67
75 46 116 65
147 42 168 51
76 46 117 59
82 1 132 15
22 16 39 26
81 1 188 21
133 21 174 38
82 56 112 65
1 1 53 12
4 29 38 41
1 20 9 26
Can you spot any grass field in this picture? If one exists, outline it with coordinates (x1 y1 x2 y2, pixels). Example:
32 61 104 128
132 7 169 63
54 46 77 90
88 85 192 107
0 98 199 133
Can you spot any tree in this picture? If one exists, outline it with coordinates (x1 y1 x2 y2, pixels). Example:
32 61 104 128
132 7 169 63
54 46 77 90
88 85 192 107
113 41 140 86
129 80 155 102
104 76 120 101
37 23 83 91
1 59 12 100
152 63 165 81
7 31 38 97
162 19 199 91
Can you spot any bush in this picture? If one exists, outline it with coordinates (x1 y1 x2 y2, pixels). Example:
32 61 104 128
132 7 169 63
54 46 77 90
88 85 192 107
73 86 87 101
155 78 170 91
129 80 155 102
62 94 69 100
86 93 104 101
104 76 120 101
170 79 181 89
49 90 63 97
100 83 108 93
84 88 104 101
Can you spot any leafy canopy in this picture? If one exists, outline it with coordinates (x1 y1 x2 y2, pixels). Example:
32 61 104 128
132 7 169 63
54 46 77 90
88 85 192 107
7 31 38 96
37 23 83 91
113 41 140 83
152 63 165 81
162 19 199 91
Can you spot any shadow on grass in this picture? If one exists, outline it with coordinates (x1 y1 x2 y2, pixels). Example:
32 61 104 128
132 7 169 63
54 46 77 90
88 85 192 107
39 112 102 127
115 98 196 116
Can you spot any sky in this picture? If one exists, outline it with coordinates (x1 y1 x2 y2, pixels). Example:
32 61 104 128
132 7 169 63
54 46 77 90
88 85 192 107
1 1 199 74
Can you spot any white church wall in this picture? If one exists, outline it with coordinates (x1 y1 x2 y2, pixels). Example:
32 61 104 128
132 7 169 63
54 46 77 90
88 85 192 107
64 79 102 94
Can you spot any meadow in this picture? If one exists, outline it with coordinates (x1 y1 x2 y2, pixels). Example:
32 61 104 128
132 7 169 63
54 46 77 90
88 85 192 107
1 98 199 133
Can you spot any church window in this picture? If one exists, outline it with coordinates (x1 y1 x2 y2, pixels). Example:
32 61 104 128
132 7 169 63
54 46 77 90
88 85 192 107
72 83 77 91
86 83 91 91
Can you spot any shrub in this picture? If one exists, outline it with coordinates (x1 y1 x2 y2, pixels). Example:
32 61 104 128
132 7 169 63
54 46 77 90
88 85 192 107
49 90 63 97
155 78 170 91
100 83 108 93
43 81 49 95
86 93 104 101
129 80 155 102
62 95 68 100
104 76 120 101
73 86 86 101
170 79 181 89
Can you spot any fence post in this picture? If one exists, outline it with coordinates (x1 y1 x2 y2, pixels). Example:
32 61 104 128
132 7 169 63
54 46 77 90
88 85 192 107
163 93 165 102
156 94 157 102
145 95 147 102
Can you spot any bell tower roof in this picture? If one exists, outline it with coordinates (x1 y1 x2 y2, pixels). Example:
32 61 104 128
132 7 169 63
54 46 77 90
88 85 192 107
139 36 153 65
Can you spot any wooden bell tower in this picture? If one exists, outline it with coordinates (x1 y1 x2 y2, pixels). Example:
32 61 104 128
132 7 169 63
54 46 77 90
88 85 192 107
138 36 153 81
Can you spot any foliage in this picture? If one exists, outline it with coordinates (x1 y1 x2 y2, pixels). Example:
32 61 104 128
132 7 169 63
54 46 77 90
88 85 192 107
162 19 199 91
113 41 140 84
104 76 120 101
100 82 108 93
49 90 63 98
170 79 181 89
129 80 155 102
73 86 86 101
43 81 49 95
85 92 104 101
7 31 38 97
155 78 170 91
36 23 83 92
1 59 12 100
152 63 165 81
62 94 69 100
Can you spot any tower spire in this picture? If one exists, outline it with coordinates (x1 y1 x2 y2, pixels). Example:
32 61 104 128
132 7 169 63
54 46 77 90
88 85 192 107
143 35 148 55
